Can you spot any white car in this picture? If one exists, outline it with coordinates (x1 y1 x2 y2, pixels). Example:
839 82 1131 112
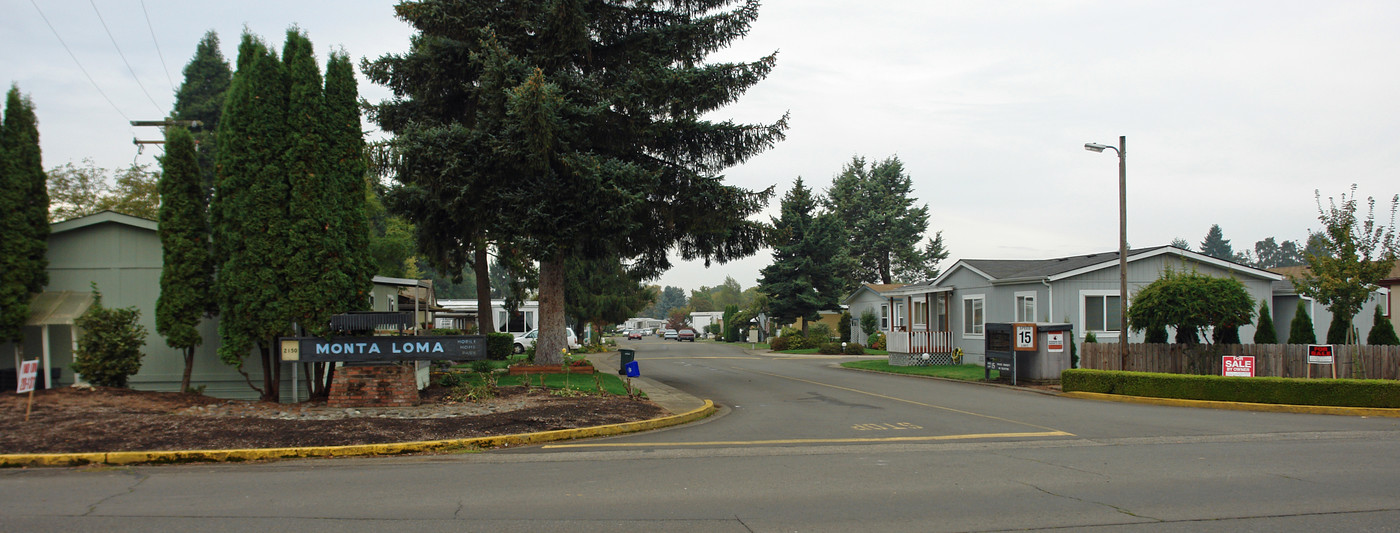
513 328 581 354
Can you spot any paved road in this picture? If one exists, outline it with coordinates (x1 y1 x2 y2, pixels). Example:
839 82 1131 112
4 338 1400 532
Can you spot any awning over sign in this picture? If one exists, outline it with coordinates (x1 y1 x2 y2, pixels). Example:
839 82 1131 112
26 291 94 326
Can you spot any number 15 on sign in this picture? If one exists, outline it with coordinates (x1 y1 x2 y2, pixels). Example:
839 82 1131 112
1014 323 1036 351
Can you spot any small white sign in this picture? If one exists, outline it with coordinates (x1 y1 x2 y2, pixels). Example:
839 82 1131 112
1047 332 1065 353
1014 323 1036 351
435 318 455 329
17 360 39 394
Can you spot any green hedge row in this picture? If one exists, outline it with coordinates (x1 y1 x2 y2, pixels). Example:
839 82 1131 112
1062 369 1400 408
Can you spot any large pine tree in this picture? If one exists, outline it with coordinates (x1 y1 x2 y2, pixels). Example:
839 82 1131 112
0 85 48 351
171 31 232 199
155 127 214 393
759 178 844 334
826 155 940 287
365 0 785 364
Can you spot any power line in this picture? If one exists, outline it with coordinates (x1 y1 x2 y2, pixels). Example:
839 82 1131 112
88 0 165 116
139 0 176 93
27 0 132 123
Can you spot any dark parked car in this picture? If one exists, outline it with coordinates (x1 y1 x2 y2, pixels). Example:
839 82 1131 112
677 329 696 342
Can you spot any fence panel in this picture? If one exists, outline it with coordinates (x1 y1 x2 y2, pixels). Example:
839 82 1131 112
1080 343 1400 380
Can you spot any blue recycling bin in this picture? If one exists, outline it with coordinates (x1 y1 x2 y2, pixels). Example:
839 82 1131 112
624 360 640 377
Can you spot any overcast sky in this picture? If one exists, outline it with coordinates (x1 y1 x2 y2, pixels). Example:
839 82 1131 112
5 1 1398 294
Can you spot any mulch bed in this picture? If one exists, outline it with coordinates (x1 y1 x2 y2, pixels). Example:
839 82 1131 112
0 385 664 454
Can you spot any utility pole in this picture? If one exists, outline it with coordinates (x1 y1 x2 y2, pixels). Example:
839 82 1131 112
131 119 202 146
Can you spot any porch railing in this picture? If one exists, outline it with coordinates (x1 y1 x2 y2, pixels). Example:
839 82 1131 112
887 329 953 354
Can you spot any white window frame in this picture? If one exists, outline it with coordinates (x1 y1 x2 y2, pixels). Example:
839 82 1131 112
1014 291 1037 323
895 301 906 329
962 294 985 339
880 304 890 331
1079 289 1122 338
912 300 929 327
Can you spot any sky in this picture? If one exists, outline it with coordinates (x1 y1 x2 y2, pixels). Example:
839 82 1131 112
4 0 1399 295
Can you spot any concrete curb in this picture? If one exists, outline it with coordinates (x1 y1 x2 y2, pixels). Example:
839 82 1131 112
1060 391 1400 417
0 399 716 468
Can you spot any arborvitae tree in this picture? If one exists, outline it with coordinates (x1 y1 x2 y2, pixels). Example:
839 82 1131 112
1325 313 1352 345
838 311 852 343
1367 304 1399 345
1253 300 1277 344
323 51 374 312
171 31 232 198
365 1 783 364
1213 324 1241 345
1287 300 1317 344
212 33 291 401
760 178 845 334
282 29 337 336
0 85 48 352
826 155 939 288
156 127 214 393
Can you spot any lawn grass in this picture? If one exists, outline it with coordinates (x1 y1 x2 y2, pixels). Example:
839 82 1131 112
456 370 646 398
776 347 889 355
840 360 996 381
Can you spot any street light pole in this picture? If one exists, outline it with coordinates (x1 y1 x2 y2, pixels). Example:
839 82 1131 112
1085 136 1128 370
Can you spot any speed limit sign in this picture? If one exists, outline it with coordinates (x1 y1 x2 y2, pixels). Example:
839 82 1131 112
1014 323 1036 351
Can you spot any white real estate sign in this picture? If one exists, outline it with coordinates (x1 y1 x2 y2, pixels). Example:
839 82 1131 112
16 359 38 394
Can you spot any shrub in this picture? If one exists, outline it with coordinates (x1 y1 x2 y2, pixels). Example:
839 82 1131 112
1084 331 1097 343
844 342 866 355
1144 326 1168 344
486 332 514 360
1213 324 1241 345
1326 313 1353 344
818 342 843 355
435 328 462 335
869 332 886 350
769 336 791 351
1368 304 1398 345
71 287 148 388
859 309 878 338
838 312 852 343
808 323 835 345
1253 300 1277 344
1061 369 1400 408
436 372 463 387
470 360 494 373
1287 300 1317 344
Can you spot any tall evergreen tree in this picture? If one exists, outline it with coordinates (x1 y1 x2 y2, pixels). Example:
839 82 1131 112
283 29 338 336
1253 299 1277 344
212 33 291 401
155 127 214 393
1199 224 1238 261
365 0 783 365
759 178 844 334
323 51 374 314
1287 300 1316 344
171 31 232 199
0 85 48 352
1325 313 1352 345
825 155 939 287
565 255 652 342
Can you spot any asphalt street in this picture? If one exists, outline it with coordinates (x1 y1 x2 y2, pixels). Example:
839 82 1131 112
4 337 1400 532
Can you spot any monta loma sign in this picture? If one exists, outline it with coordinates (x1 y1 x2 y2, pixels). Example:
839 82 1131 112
280 336 489 363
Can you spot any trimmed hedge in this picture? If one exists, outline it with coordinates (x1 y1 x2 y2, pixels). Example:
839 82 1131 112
486 332 515 361
1062 369 1400 408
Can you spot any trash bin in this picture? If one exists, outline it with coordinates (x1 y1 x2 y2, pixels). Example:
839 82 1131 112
618 349 636 375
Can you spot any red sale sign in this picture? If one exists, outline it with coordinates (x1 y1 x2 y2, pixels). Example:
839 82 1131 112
1223 356 1255 377
16 359 39 394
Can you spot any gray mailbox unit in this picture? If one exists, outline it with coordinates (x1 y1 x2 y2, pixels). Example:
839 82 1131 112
984 322 1073 384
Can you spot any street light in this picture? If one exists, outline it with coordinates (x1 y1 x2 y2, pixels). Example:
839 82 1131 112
1085 136 1127 370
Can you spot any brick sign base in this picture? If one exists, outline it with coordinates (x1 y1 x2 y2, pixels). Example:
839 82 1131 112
328 365 419 408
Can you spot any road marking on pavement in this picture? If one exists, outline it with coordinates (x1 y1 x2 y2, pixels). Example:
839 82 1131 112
747 369 1071 435
542 430 1073 449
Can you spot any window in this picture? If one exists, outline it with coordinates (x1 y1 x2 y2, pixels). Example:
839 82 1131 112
934 294 949 331
1015 291 1037 323
962 295 985 337
895 302 906 329
880 304 890 330
913 300 929 327
1082 291 1122 335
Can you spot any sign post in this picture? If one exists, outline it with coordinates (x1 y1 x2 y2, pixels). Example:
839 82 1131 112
1306 344 1337 379
17 359 38 421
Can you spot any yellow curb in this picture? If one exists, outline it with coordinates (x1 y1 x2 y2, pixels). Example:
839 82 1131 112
1060 392 1400 417
0 400 716 468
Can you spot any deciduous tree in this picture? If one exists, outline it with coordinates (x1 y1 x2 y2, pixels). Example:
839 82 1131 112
1127 268 1254 345
1290 185 1398 350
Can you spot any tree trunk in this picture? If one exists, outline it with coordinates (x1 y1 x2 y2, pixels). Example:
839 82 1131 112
535 255 567 365
878 252 892 284
260 340 280 403
180 348 194 393
474 239 494 334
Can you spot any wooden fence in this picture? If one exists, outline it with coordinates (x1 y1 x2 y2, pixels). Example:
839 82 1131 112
1080 343 1400 380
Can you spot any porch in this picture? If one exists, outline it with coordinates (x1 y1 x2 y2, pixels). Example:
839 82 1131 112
882 285 955 355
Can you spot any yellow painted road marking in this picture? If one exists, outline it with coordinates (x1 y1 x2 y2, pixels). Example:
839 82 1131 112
748 369 1070 435
543 430 1073 449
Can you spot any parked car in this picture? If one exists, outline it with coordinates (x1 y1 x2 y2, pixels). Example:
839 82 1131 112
626 329 643 340
513 328 581 354
677 328 696 342
663 329 678 340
